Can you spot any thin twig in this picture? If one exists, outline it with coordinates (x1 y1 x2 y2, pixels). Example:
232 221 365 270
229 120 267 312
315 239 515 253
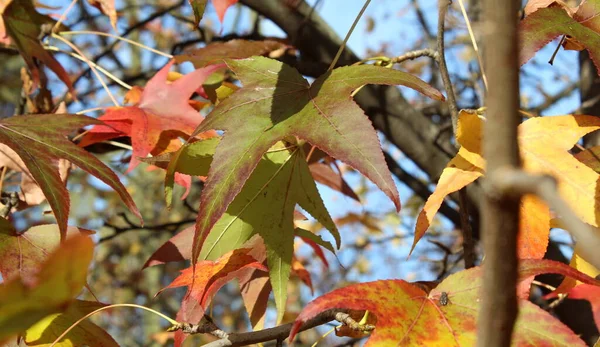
436 0 475 269
392 48 439 64
328 0 372 71
195 310 356 347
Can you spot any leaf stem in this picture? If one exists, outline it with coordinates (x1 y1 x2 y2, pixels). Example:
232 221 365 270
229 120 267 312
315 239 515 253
52 0 78 33
328 0 372 71
60 31 174 58
49 303 178 347
50 33 120 106
44 45 132 90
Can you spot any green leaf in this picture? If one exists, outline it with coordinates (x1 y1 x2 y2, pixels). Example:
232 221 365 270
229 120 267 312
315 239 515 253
187 56 444 276
294 227 335 254
0 113 141 237
24 300 117 347
188 0 208 26
519 3 600 72
0 235 94 341
161 139 339 322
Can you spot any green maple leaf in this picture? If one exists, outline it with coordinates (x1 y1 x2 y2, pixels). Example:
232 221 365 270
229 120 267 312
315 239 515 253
185 56 444 272
146 138 338 322
0 114 140 236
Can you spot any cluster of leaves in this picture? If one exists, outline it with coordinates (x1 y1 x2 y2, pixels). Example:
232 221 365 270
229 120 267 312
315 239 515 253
1 0 600 346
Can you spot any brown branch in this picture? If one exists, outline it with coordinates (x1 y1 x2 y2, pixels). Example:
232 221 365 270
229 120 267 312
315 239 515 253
185 310 352 347
477 0 521 346
436 0 475 269
392 48 439 64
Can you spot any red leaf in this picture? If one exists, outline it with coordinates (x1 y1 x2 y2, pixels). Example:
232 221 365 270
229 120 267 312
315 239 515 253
79 60 222 171
142 226 193 268
566 284 600 332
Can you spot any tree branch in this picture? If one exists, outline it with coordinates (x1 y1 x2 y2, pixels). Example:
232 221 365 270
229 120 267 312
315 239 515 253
173 310 356 347
477 0 521 345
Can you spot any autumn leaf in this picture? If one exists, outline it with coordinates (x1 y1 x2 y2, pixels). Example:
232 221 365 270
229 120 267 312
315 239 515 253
0 0 73 92
175 39 288 68
150 137 338 322
413 111 600 259
0 113 140 237
290 259 599 346
309 161 360 202
188 0 238 24
78 60 222 171
0 221 93 281
24 300 117 347
186 56 443 282
88 0 117 30
0 144 70 208
158 247 267 310
562 284 600 332
0 235 94 341
520 0 600 73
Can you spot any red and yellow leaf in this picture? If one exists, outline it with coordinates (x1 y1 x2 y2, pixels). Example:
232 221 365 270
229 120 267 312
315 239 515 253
290 259 597 346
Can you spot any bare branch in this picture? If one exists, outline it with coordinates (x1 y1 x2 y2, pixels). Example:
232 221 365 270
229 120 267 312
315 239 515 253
477 0 522 345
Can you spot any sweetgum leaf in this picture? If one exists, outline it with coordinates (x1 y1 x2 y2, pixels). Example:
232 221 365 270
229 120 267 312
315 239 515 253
79 61 221 172
175 39 288 68
188 56 443 275
24 300 117 347
148 139 338 322
291 259 595 346
0 235 94 341
157 247 267 311
520 1 600 73
88 0 117 30
0 222 93 281
414 111 600 259
0 0 73 92
0 114 140 236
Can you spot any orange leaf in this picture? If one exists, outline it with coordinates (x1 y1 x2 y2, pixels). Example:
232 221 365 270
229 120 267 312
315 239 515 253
157 247 267 310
